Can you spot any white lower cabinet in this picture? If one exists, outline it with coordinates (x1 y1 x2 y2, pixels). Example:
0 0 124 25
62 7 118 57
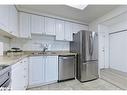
11 58 28 90
45 56 58 83
28 56 45 86
28 56 58 87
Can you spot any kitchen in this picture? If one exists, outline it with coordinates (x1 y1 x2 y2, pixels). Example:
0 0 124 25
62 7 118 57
0 4 127 91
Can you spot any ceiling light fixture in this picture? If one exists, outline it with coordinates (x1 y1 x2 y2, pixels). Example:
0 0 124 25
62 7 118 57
67 5 88 10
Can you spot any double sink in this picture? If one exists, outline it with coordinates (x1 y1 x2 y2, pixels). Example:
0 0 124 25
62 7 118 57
31 51 57 56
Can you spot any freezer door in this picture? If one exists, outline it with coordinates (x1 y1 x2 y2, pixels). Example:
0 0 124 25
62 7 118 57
80 61 98 82
81 31 98 62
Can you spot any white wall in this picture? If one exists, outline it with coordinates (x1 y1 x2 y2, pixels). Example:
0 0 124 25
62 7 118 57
89 6 127 70
109 20 127 33
10 35 69 51
89 6 127 32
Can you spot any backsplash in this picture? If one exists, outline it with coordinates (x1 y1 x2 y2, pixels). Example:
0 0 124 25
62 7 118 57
10 35 70 51
0 35 10 51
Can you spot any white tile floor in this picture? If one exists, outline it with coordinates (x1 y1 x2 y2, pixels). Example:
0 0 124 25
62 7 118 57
28 68 127 90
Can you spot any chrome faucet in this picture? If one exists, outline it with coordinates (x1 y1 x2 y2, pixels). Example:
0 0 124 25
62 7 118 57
34 43 48 54
43 44 48 53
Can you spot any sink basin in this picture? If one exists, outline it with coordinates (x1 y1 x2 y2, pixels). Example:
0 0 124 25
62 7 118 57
31 52 57 55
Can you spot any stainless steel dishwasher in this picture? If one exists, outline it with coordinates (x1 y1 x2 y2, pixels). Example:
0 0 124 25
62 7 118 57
58 55 75 82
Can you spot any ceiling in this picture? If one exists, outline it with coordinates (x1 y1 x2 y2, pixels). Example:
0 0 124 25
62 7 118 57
16 5 119 24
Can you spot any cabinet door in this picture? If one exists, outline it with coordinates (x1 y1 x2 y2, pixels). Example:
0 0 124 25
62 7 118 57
45 56 58 82
0 5 9 32
72 23 88 34
55 19 65 40
8 5 18 37
45 17 56 35
11 60 27 90
19 12 31 38
31 14 45 34
64 21 73 41
72 23 79 34
29 56 45 86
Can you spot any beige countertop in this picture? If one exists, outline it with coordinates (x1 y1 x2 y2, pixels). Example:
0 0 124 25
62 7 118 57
0 51 77 66
0 55 28 66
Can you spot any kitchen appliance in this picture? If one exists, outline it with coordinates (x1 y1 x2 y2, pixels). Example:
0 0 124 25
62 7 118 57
58 55 75 81
0 65 11 90
70 30 99 82
6 47 23 56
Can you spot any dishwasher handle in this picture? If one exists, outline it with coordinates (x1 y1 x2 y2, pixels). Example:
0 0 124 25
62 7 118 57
59 56 75 60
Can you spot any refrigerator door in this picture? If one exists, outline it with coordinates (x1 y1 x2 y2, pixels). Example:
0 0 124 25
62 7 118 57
80 61 99 82
81 31 98 62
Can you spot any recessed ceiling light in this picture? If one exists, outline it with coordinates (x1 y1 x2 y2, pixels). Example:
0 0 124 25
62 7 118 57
66 5 88 10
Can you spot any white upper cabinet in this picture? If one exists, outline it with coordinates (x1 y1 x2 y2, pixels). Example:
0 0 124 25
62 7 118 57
55 19 65 40
45 17 56 35
72 23 80 34
19 12 31 38
8 5 18 37
64 21 73 41
0 5 19 37
72 23 88 34
0 5 9 32
31 14 45 34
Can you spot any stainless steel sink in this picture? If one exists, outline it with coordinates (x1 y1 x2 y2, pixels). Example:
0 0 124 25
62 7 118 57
31 52 57 55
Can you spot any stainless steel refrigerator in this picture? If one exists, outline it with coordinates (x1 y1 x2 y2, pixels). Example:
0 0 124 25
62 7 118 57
70 30 99 82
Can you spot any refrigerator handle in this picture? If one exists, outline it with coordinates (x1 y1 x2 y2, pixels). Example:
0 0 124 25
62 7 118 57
89 34 91 56
91 33 94 56
89 34 93 56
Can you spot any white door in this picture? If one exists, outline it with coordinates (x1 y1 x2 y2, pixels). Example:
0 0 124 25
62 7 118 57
45 56 58 82
19 12 31 38
29 56 45 86
31 14 45 34
109 31 127 72
55 19 65 40
45 17 56 35
64 21 73 41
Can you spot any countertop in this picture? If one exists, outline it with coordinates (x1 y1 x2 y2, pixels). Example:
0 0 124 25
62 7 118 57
0 51 77 66
0 55 28 66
